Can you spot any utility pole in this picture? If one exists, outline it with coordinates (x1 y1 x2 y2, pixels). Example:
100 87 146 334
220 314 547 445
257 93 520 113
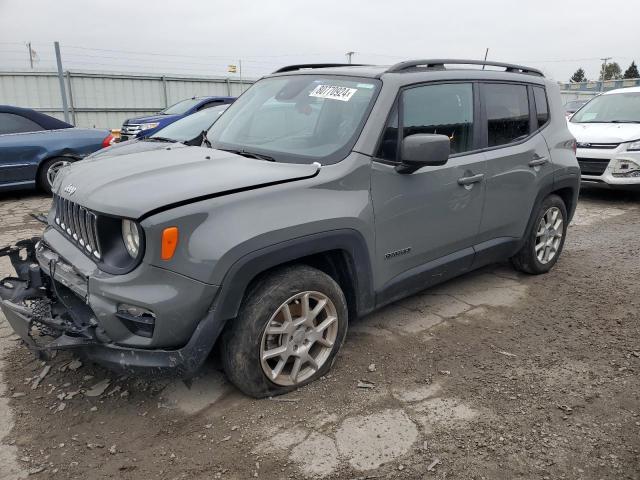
600 57 612 91
27 42 34 68
239 59 243 93
345 51 355 64
54 41 70 123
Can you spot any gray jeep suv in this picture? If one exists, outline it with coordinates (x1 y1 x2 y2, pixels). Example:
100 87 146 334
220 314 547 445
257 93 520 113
0 60 579 397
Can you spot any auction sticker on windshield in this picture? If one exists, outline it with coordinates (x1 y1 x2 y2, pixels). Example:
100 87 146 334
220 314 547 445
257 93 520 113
309 85 358 102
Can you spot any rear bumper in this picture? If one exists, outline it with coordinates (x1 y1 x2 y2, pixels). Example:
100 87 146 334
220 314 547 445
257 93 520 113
0 238 223 377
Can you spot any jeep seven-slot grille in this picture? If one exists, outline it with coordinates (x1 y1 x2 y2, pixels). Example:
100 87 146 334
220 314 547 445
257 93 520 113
53 195 101 259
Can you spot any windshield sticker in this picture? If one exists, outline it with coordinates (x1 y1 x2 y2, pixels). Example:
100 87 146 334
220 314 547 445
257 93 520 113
309 85 358 102
357 83 375 89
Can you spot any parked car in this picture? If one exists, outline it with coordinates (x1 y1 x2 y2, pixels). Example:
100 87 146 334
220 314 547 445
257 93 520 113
120 96 235 141
564 99 588 119
0 106 114 194
92 104 230 160
0 60 579 398
568 86 640 189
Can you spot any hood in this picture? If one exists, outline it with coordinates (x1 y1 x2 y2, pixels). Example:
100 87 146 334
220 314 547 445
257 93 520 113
52 146 320 219
86 138 172 159
124 113 179 125
568 122 640 144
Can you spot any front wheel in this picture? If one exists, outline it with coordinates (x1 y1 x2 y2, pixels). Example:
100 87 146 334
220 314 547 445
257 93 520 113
221 265 348 398
511 194 568 274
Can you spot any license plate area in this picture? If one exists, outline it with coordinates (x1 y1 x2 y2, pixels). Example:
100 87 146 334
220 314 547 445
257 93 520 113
36 243 88 301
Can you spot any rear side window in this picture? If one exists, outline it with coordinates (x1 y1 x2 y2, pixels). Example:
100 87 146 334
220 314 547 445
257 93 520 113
533 87 549 127
0 113 44 135
402 83 474 155
483 84 530 147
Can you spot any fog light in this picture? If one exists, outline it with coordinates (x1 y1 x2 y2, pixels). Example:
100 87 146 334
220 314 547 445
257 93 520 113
116 304 155 338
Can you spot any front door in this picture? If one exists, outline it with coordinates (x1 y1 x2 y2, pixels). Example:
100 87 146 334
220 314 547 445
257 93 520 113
371 82 487 303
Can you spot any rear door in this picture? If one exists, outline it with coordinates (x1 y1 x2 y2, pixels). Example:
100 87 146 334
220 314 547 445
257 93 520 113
476 82 553 244
371 82 487 301
0 112 45 187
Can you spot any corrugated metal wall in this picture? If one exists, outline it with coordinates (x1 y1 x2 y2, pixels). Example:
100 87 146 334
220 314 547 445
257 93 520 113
0 70 254 129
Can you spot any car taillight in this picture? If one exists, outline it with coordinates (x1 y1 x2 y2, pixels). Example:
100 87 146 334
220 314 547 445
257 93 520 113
102 133 115 148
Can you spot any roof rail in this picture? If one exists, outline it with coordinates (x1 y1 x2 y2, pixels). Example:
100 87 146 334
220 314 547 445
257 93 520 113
272 63 368 74
386 59 544 77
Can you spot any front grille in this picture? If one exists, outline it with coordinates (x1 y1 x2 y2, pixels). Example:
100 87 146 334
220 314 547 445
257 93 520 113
121 124 141 135
577 142 619 149
53 195 101 260
577 157 610 176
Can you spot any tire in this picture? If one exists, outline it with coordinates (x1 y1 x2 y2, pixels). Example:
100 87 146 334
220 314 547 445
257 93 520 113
511 194 568 275
221 265 349 398
37 157 73 195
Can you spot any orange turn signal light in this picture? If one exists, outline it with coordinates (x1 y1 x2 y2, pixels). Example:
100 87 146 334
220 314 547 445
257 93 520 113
161 227 179 260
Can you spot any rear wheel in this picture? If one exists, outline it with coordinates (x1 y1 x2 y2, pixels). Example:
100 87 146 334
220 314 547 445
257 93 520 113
221 265 348 398
511 194 568 274
38 157 72 194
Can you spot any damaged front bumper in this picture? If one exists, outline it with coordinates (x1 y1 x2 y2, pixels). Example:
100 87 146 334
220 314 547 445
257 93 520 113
0 238 223 377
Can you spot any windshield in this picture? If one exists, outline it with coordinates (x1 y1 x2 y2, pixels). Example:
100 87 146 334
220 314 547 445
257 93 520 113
571 92 640 123
207 75 380 164
151 105 229 142
161 98 202 115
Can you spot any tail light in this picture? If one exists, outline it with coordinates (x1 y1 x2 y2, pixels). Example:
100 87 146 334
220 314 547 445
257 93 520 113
101 133 115 148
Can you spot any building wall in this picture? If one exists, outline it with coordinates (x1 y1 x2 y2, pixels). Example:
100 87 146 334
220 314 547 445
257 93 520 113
0 70 254 129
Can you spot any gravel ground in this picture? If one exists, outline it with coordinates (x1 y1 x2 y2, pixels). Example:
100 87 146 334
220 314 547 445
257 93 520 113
0 187 638 480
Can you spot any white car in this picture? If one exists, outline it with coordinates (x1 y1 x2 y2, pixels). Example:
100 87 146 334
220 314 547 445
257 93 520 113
568 86 640 189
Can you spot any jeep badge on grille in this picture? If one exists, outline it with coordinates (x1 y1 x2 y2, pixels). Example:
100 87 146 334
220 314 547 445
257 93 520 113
63 184 77 195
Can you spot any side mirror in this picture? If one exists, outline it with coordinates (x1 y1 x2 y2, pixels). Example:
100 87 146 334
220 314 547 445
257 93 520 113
396 134 450 174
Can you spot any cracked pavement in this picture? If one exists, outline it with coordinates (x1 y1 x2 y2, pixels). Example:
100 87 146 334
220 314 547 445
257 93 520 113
0 188 639 479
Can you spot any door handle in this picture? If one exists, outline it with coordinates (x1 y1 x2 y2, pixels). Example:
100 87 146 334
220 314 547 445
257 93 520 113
457 173 484 186
529 157 549 167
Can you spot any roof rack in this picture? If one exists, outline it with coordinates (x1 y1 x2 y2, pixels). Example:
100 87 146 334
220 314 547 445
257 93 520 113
386 59 544 77
272 63 368 74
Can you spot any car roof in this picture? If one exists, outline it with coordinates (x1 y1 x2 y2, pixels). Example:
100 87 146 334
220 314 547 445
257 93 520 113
603 86 640 95
0 105 73 130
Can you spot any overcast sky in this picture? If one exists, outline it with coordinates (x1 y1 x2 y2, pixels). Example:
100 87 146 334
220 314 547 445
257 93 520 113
0 0 637 82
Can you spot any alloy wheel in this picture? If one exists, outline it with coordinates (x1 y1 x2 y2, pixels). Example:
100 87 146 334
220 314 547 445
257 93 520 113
535 206 563 264
260 291 339 386
46 160 71 187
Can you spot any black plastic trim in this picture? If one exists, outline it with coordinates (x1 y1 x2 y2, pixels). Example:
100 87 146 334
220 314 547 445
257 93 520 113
215 229 375 321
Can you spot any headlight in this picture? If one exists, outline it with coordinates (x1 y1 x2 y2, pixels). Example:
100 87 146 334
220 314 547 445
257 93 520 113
627 140 640 151
139 122 159 131
122 219 141 258
612 158 640 177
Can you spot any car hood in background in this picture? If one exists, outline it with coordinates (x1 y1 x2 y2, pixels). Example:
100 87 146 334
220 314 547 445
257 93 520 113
52 145 320 219
123 113 179 125
568 122 640 144
87 139 173 159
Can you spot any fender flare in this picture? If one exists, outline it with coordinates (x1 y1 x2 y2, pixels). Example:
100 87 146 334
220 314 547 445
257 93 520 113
214 229 375 322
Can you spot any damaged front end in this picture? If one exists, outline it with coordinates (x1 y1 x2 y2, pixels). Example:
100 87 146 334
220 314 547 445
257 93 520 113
0 238 101 359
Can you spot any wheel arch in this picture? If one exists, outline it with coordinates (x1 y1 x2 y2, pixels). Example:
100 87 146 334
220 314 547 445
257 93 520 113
214 229 375 323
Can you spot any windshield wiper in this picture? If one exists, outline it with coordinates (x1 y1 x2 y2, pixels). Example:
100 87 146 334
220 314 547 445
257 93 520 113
219 148 275 162
143 136 176 143
200 131 212 148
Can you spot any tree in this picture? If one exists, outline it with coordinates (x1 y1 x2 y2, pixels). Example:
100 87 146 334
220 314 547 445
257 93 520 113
623 61 639 79
570 68 586 83
599 62 622 81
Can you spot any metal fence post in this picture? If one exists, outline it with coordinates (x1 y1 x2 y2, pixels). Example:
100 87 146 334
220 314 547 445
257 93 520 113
161 75 168 107
54 41 70 123
65 71 76 125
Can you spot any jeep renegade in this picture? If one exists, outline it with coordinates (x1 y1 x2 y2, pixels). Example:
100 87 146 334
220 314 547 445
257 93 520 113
0 60 580 397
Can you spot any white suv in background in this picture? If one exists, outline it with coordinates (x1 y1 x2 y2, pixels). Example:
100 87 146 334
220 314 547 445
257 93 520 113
568 87 640 189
